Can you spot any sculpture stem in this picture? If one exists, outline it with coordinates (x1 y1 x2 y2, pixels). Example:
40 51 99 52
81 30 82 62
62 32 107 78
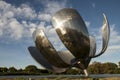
76 61 89 76
83 69 89 77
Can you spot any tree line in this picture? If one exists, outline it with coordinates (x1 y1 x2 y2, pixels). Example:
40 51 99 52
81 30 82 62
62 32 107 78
0 61 120 75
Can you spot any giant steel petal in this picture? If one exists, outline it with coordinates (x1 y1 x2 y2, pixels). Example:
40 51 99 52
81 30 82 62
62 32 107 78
89 36 96 57
57 50 75 65
101 13 110 52
33 29 69 68
91 13 110 58
52 8 90 59
28 46 67 73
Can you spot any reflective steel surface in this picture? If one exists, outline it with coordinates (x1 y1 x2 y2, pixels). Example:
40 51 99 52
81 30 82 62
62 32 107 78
33 29 69 68
90 13 110 58
57 50 75 64
28 8 110 76
52 8 90 59
89 36 96 57
28 47 67 73
101 13 110 53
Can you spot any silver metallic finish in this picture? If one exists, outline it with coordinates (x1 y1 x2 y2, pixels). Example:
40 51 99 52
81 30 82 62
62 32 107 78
28 47 66 73
52 8 90 59
90 13 110 58
28 8 110 76
58 50 75 64
84 69 89 76
33 29 69 68
52 8 91 73
89 36 96 57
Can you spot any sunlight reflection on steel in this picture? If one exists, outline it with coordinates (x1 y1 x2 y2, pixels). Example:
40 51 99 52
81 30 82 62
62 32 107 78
28 47 67 73
28 8 110 76
90 13 110 58
33 29 69 68
52 8 90 59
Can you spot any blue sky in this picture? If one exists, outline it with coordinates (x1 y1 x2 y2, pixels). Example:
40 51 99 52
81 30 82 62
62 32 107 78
0 0 120 69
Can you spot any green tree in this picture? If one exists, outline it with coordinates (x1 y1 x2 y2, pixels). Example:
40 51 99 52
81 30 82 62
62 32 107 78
24 65 40 74
114 68 120 74
8 67 17 72
0 67 8 72
88 62 118 74
102 62 117 74
18 68 23 72
88 62 103 74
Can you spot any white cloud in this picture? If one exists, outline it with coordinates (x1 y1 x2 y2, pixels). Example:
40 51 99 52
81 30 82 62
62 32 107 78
0 1 36 40
37 0 68 21
3 11 14 19
108 45 120 50
14 4 37 19
7 19 23 40
38 13 51 22
44 0 67 15
105 24 120 54
109 24 120 44
85 21 91 27
0 0 68 43
0 18 23 40
0 1 11 11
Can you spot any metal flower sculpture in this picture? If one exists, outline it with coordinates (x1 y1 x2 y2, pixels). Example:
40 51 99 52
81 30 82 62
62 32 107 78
28 8 110 76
